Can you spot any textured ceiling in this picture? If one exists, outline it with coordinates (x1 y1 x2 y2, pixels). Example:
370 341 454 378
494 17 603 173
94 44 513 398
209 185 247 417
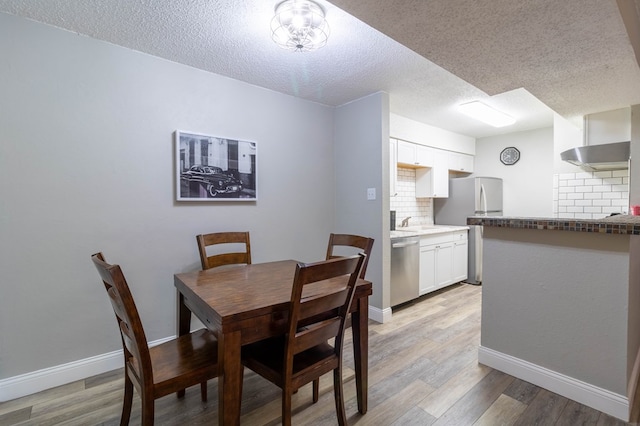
330 0 640 121
1 0 639 138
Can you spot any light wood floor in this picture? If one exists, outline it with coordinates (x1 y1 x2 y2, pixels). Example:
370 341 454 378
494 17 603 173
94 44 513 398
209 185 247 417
0 283 631 425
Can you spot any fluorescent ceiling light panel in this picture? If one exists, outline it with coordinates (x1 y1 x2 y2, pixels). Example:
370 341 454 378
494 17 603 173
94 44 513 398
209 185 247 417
459 101 516 127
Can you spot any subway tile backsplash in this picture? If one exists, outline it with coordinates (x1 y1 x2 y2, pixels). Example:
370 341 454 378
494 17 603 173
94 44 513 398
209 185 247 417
553 170 629 219
391 167 626 223
390 167 432 227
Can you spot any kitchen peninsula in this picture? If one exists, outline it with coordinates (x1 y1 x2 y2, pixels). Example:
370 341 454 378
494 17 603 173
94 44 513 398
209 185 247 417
468 215 640 421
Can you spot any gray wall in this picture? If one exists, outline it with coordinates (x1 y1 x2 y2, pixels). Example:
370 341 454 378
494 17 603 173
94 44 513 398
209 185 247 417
628 106 640 392
474 127 554 217
334 93 389 309
0 13 341 379
482 227 630 395
629 105 640 206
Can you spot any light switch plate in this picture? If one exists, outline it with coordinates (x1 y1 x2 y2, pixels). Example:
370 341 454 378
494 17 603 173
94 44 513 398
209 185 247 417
367 188 376 200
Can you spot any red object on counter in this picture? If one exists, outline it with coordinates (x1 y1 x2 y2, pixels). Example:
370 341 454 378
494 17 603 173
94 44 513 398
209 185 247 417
631 205 640 215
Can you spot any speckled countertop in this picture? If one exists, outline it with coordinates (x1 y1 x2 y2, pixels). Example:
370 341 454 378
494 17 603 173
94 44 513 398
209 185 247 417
467 215 640 235
390 225 469 239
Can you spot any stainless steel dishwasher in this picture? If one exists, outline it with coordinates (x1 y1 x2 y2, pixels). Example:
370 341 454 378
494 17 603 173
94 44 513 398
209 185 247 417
390 235 420 306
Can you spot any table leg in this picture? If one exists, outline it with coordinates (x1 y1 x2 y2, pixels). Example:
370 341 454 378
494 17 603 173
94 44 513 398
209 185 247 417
176 290 192 398
351 296 369 414
176 291 191 337
218 330 243 426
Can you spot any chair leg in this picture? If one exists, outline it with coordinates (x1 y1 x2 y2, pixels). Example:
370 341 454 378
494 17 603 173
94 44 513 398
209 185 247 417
282 387 292 426
200 381 208 402
141 393 155 426
333 368 347 426
120 376 134 426
312 379 319 403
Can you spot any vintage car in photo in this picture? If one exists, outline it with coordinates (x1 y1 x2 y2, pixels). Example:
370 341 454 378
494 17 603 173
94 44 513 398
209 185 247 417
180 165 243 197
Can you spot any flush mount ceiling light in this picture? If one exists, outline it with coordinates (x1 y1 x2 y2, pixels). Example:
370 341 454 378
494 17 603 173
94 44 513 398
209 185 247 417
459 101 516 128
271 0 330 52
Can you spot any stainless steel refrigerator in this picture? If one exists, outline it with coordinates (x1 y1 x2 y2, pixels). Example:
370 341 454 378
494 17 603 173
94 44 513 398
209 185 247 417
434 177 503 285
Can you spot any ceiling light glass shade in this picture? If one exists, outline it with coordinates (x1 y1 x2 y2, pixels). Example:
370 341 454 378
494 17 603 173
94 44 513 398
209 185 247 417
271 0 330 52
459 101 516 127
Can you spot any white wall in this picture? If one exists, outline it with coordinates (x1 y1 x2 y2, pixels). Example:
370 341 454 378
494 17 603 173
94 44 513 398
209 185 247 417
0 13 338 381
585 107 631 146
474 127 554 217
553 112 584 174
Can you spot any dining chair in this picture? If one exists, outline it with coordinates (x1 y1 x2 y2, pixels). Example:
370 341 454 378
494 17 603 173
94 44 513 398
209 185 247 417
241 253 366 426
196 231 251 270
326 233 374 279
91 253 218 426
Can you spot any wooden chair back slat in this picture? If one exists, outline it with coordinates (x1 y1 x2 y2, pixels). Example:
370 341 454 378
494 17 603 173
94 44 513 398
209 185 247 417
92 254 153 389
298 290 349 321
205 252 249 269
293 318 341 354
196 231 251 270
325 233 374 279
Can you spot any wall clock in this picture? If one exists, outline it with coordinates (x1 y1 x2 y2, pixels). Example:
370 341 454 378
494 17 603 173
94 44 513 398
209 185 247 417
500 147 520 165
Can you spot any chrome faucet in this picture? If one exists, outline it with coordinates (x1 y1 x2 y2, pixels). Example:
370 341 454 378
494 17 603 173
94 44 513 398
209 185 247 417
401 217 411 227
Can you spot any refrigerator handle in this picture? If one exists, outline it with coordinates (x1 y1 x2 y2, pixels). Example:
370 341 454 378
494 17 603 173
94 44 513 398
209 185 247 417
480 184 488 216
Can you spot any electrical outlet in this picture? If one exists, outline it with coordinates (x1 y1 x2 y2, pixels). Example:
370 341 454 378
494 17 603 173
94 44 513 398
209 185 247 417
367 188 376 200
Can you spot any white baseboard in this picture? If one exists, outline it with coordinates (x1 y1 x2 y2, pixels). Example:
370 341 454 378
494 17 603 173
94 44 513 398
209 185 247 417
0 336 174 402
478 346 629 421
368 305 392 323
1 304 386 402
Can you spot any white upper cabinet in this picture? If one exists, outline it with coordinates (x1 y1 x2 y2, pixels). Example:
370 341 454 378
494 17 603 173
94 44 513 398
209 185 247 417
415 150 449 198
448 152 474 173
433 150 449 170
415 165 449 198
397 140 474 173
395 138 473 198
416 145 434 167
396 140 413 164
397 140 434 167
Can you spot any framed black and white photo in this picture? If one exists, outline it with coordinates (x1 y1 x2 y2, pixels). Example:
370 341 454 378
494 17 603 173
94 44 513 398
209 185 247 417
175 131 257 201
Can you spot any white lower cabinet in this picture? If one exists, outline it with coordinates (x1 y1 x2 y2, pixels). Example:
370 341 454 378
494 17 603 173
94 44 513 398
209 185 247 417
452 238 468 283
419 244 436 294
435 242 453 288
419 230 468 296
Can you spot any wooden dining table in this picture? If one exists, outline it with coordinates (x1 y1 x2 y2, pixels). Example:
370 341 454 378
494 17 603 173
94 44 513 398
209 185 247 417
174 259 373 425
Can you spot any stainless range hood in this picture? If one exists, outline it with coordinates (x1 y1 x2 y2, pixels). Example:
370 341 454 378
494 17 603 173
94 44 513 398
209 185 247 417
560 141 630 171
